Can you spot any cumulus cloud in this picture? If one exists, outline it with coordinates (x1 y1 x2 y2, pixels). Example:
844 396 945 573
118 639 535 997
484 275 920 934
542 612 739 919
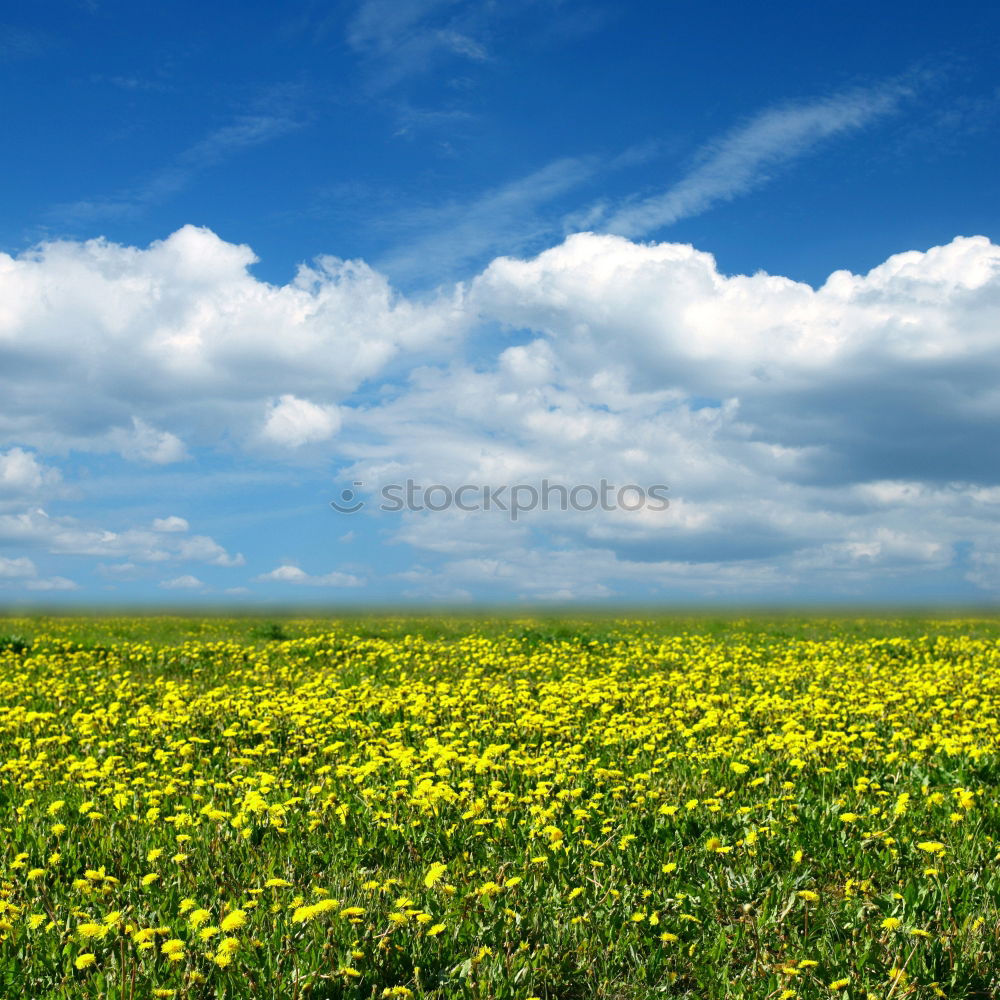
159 575 204 590
0 448 60 507
0 507 243 567
0 555 36 578
468 232 1000 485
0 554 77 592
6 223 1000 599
255 565 363 587
152 516 189 533
0 224 462 460
260 395 341 448
329 230 1000 597
110 419 187 465
25 576 78 591
175 536 246 567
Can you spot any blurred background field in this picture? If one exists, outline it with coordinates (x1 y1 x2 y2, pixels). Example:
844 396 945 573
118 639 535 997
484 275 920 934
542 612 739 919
5 610 1000 648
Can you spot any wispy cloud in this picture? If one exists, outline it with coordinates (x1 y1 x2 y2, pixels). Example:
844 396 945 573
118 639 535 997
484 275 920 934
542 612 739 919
369 78 918 285
57 107 301 222
255 565 363 588
604 79 916 237
348 0 460 55
347 0 486 92
378 155 601 283
0 23 48 62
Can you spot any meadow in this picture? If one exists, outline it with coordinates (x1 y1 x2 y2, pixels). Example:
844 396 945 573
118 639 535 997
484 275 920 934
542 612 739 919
0 613 999 999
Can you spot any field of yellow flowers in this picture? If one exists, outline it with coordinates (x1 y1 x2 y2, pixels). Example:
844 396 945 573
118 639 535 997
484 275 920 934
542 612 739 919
0 615 998 999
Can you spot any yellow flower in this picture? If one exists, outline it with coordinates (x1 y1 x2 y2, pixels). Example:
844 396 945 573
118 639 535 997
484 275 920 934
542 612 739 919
916 841 946 855
220 909 246 932
161 939 184 960
74 953 96 970
881 917 901 930
140 872 160 886
423 862 447 887
797 890 819 902
829 979 850 991
660 932 679 943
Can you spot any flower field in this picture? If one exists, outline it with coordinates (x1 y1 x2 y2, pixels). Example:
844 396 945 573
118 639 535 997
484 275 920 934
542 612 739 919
1 616 999 999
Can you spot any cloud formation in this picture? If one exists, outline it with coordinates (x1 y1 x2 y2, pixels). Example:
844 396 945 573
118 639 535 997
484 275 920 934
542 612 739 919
0 224 463 460
255 565 363 588
605 80 915 236
3 224 1000 598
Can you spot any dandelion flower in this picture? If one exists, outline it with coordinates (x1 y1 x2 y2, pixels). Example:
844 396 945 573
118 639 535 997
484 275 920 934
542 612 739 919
220 909 246 932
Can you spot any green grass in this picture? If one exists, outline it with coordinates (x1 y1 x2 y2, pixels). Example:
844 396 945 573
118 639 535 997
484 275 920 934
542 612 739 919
0 614 998 998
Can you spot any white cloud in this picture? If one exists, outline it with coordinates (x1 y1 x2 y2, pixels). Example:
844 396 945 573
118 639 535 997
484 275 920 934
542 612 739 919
378 156 599 282
329 229 1000 597
255 564 363 587
7 220 1000 599
347 0 490 91
0 555 77 592
152 515 189 532
468 231 1000 485
25 576 78 591
159 575 204 590
97 562 139 578
0 555 36 578
0 448 60 506
0 507 242 567
59 108 301 222
111 418 187 465
261 395 341 448
0 225 462 461
605 80 914 237
175 536 245 567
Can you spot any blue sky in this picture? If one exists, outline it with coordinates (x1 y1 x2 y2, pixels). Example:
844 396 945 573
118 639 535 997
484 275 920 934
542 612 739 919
2 0 1000 604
